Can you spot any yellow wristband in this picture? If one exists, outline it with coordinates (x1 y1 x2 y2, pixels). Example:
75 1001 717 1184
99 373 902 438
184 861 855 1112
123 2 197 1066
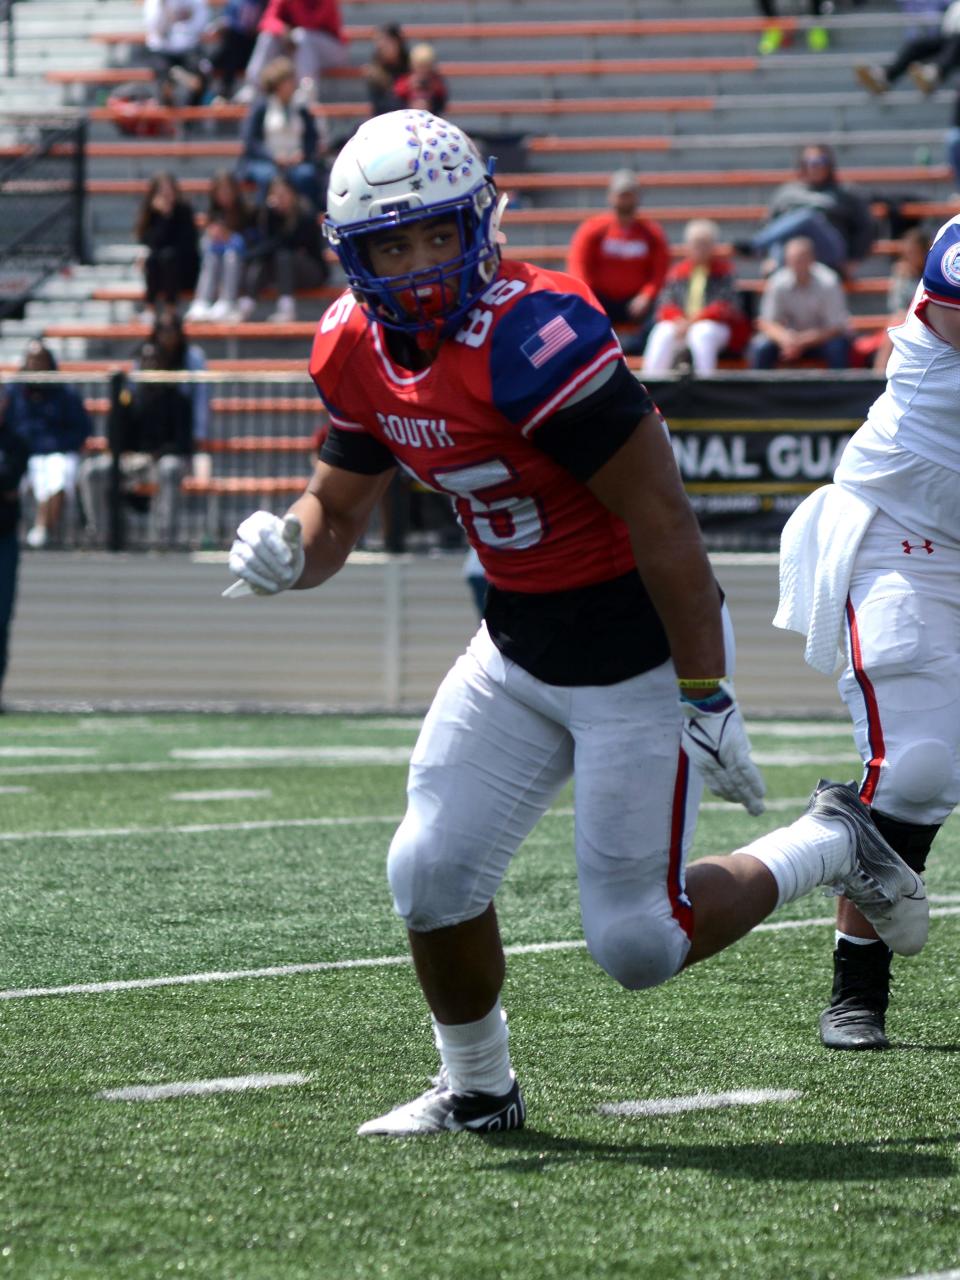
676 677 726 689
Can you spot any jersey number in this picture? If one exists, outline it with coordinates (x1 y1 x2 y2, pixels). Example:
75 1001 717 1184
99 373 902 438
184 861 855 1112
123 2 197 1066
454 278 527 349
320 293 357 333
432 459 545 550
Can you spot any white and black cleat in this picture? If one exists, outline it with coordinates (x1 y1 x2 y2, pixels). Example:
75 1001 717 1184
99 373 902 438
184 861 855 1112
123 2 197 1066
807 780 928 956
357 1072 525 1137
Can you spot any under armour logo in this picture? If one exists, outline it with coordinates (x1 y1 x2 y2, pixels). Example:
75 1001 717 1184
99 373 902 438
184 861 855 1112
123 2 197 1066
902 539 934 555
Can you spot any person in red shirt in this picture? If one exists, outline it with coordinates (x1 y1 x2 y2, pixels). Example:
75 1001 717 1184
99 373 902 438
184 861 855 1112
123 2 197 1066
225 111 927 1137
241 0 346 99
393 42 449 116
566 169 670 351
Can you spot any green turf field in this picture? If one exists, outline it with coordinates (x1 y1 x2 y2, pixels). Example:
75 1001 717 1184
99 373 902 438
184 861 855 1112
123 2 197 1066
1 713 958 1280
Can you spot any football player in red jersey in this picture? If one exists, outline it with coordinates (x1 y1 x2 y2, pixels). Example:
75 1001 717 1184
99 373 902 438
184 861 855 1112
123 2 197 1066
227 111 927 1135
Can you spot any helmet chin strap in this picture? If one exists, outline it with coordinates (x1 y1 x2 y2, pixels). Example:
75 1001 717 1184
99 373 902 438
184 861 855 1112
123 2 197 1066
479 193 510 284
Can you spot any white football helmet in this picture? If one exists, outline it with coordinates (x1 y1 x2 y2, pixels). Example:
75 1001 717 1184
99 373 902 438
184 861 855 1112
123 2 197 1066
323 110 506 337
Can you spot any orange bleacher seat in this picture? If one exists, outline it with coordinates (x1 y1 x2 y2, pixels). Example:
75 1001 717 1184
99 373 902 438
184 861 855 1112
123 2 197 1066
49 55 760 89
83 167 955 202
94 16 796 46
39 315 898 346
87 96 719 128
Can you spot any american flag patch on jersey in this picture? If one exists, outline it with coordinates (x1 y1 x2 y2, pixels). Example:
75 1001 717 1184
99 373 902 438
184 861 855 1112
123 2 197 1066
520 315 577 368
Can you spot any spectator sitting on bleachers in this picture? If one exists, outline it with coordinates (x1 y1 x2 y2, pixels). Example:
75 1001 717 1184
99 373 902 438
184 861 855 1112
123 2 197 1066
856 1 960 95
238 56 328 206
363 23 410 118
186 171 257 323
394 43 449 116
239 0 347 102
143 0 211 107
136 172 201 317
642 219 750 376
7 341 92 549
566 169 670 354
78 343 195 550
208 0 267 101
747 235 851 370
150 307 210 465
239 174 328 322
855 225 930 372
734 143 875 277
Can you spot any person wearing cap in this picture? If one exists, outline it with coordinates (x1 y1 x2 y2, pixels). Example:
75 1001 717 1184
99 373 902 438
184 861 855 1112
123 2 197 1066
566 170 670 353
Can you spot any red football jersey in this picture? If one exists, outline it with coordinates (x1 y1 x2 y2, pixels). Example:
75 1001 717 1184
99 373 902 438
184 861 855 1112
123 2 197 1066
309 260 638 594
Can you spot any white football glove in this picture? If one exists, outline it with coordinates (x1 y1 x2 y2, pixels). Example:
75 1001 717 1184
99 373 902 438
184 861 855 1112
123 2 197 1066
226 511 305 596
680 680 766 816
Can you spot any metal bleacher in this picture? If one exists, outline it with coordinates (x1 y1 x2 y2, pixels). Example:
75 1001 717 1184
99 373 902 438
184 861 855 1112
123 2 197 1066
0 0 956 368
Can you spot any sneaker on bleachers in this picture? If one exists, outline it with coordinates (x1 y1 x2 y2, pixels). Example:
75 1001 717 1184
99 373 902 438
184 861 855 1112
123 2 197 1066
807 26 830 52
268 295 296 324
855 64 889 95
908 62 940 95
757 26 788 55
185 299 212 322
205 299 235 322
236 296 256 322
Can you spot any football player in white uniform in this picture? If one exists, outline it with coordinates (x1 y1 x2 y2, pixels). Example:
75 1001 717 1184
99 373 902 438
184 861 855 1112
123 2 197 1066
776 213 960 1050
227 111 928 1133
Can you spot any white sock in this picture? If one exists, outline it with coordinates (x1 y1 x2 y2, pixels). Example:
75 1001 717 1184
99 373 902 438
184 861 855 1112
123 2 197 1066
740 812 853 907
432 999 514 1097
836 930 882 946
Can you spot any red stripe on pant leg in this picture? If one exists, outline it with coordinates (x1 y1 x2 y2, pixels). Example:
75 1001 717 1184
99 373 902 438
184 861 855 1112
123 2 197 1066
845 594 885 806
669 750 694 938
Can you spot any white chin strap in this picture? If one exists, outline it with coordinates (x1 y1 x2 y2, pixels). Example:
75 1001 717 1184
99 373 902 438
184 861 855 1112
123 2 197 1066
479 192 510 283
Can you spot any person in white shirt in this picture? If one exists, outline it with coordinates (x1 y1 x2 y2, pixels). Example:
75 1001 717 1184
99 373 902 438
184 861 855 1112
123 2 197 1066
748 235 851 369
774 213 960 1050
143 0 210 104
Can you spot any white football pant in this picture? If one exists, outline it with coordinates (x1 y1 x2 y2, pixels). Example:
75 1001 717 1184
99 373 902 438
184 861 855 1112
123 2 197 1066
840 510 960 825
387 618 740 991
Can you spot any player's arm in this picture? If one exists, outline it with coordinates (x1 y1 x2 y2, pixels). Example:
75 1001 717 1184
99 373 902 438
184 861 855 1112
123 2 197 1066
587 414 764 814
227 415 396 596
586 412 724 681
289 461 394 589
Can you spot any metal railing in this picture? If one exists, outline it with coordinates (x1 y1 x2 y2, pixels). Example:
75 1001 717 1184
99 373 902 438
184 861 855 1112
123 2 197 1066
0 112 87 318
0 368 882 553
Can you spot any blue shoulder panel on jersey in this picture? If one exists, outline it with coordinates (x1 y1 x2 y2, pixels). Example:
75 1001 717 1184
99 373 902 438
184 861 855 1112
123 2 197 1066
310 375 353 426
490 290 616 426
923 220 960 302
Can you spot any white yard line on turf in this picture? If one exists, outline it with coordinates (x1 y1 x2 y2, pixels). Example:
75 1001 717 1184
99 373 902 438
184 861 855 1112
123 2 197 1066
0 786 31 795
0 748 862 779
0 797 817 843
169 790 273 802
98 1073 309 1101
598 1089 802 1118
891 1272 960 1280
4 910 960 1003
0 746 99 757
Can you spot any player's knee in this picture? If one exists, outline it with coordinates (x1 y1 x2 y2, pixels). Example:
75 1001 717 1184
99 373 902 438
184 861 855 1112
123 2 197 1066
885 738 955 808
585 913 687 991
386 818 468 931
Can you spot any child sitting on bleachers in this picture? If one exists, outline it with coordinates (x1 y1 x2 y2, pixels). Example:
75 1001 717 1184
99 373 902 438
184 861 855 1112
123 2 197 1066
186 171 257 323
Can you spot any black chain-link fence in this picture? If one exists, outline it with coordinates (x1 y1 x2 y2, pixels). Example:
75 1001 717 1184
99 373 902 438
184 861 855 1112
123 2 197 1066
0 113 87 319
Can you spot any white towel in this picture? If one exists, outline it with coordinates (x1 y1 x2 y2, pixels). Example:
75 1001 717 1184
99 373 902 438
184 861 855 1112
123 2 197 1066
773 484 877 676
